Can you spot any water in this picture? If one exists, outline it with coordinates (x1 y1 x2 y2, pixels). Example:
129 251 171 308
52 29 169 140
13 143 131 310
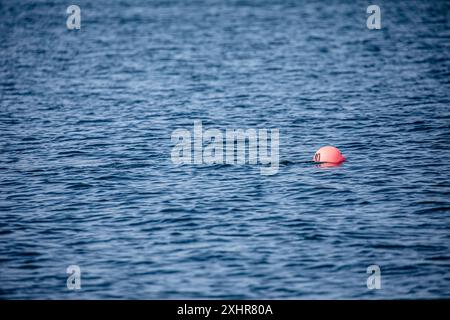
0 0 449 299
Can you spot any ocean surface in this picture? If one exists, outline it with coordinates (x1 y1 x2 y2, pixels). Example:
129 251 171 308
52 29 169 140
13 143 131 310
0 0 449 299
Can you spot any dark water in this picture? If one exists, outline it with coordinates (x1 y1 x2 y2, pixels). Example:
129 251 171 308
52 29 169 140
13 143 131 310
1 0 449 299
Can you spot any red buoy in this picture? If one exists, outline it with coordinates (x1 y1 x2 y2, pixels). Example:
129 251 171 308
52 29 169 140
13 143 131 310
313 146 346 164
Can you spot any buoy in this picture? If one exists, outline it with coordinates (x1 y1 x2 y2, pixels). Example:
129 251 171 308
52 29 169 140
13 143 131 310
313 146 346 164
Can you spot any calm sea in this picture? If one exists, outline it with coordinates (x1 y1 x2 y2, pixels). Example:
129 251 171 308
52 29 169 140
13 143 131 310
0 0 449 298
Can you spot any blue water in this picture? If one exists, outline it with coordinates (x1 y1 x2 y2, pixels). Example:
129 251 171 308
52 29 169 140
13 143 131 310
0 0 449 299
